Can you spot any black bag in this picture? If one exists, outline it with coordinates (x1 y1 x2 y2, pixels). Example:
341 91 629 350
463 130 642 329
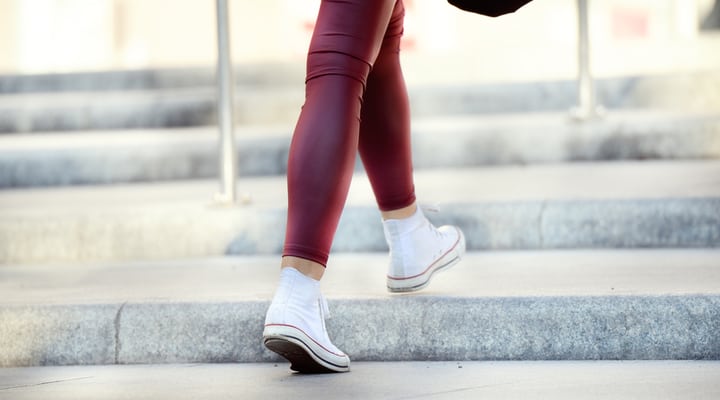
447 0 533 17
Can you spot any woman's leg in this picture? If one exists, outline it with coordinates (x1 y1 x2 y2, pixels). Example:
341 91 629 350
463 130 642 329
358 1 416 216
358 1 466 293
282 0 399 272
265 0 400 374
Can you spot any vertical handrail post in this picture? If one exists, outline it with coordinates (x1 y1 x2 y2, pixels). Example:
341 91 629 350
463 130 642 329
572 0 603 120
215 0 237 203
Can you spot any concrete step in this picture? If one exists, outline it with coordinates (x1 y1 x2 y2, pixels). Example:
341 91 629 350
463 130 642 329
1 361 719 400
0 66 302 133
1 70 718 132
0 65 302 94
1 160 719 264
1 250 718 367
1 110 719 188
0 86 301 133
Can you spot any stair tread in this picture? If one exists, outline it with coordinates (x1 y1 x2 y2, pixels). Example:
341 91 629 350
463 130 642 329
1 160 719 215
2 250 719 306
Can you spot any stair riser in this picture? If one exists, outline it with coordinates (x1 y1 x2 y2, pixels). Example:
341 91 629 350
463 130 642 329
2 199 718 264
1 115 718 188
1 296 717 367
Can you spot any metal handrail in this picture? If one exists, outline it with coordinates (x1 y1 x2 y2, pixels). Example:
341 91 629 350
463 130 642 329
572 0 604 120
215 0 238 204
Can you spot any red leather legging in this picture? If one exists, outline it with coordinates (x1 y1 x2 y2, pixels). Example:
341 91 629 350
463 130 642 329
283 0 415 266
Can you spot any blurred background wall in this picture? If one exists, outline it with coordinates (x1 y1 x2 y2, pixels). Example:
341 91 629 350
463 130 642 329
0 0 717 85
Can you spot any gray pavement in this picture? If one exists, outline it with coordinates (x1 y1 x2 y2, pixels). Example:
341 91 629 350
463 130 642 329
1 250 719 366
1 361 719 400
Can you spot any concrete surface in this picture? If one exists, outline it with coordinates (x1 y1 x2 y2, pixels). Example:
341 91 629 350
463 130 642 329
0 65 301 94
0 67 719 132
1 110 719 187
3 250 720 304
1 250 719 366
1 362 719 400
1 161 719 264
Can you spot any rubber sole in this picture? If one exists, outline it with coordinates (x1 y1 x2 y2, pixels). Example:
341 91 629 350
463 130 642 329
263 330 350 374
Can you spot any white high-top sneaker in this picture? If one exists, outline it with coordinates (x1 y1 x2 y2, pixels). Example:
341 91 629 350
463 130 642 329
263 267 350 373
383 208 466 292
